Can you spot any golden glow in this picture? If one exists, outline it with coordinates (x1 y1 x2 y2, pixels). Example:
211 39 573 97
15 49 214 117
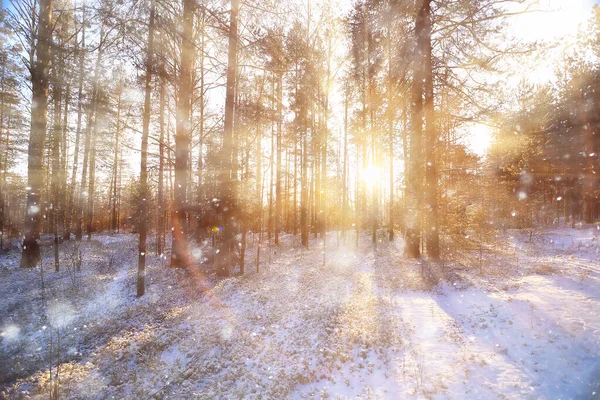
505 0 594 83
361 166 380 189
468 123 493 156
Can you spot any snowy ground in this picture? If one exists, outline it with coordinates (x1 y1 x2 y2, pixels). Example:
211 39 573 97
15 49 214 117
1 227 600 399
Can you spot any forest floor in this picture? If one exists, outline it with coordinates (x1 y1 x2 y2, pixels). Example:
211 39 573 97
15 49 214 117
1 226 600 399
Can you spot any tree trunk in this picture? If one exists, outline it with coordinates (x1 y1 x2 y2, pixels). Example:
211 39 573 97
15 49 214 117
195 7 205 239
77 20 103 241
387 7 394 242
111 85 124 232
275 74 283 244
215 0 239 276
405 0 426 259
422 0 440 260
157 50 166 256
583 92 598 223
51 44 64 271
268 79 274 242
65 2 85 240
301 132 309 247
0 61 5 249
86 113 98 241
21 0 53 268
170 0 194 268
60 78 70 240
138 0 155 297
342 87 348 242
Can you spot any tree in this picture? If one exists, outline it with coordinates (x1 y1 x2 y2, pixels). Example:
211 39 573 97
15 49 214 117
170 0 195 268
215 0 239 277
20 0 53 268
422 0 440 260
65 0 86 240
138 0 156 296
0 7 25 249
405 0 426 259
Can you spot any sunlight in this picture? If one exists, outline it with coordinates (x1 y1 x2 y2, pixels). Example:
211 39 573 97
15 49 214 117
468 123 493 156
510 0 592 43
361 166 380 189
506 0 595 83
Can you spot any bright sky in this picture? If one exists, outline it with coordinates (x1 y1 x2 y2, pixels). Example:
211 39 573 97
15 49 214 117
334 0 598 156
4 0 598 169
510 0 598 83
467 0 598 156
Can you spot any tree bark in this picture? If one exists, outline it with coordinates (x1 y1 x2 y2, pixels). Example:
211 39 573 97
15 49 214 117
170 0 195 268
405 0 426 259
275 74 282 244
21 0 53 268
0 61 5 249
65 1 85 240
86 111 98 240
111 84 124 232
157 47 166 256
342 87 348 242
195 7 205 239
77 19 103 241
215 0 239 276
301 132 309 247
387 5 394 242
423 0 440 260
51 40 64 271
138 0 155 296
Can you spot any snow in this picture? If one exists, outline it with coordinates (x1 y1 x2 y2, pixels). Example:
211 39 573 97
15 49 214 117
1 227 599 398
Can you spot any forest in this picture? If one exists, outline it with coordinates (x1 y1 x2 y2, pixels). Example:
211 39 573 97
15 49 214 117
0 0 599 398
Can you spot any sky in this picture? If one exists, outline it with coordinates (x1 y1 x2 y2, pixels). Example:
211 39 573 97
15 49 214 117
3 0 599 164
465 0 599 155
332 0 599 155
511 0 598 82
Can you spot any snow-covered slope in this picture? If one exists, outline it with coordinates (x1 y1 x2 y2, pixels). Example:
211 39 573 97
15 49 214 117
1 228 599 399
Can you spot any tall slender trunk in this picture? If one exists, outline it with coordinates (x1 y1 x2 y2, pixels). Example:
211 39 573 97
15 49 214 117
583 91 598 223
371 127 377 245
21 0 53 268
51 42 64 271
355 140 360 247
0 120 8 250
196 8 205 238
314 107 320 239
157 52 166 255
138 1 155 296
117 148 123 232
293 65 299 236
304 0 312 248
86 114 98 240
61 76 70 238
405 1 426 259
321 68 329 241
342 88 348 241
111 87 123 231
215 0 239 276
422 0 439 260
167 112 173 205
0 62 5 249
275 73 283 244
301 132 309 247
170 0 195 268
256 85 262 233
268 81 274 242
65 1 85 240
387 6 394 242
77 20 103 241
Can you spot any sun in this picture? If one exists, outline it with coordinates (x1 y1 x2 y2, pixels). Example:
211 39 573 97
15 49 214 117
361 166 380 188
468 123 493 156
